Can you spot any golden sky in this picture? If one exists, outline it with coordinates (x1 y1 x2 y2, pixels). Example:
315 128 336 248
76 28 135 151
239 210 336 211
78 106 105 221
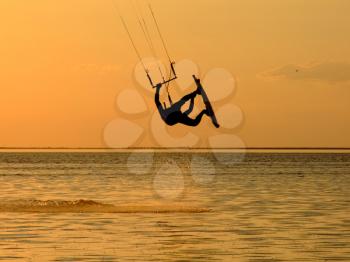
0 0 349 148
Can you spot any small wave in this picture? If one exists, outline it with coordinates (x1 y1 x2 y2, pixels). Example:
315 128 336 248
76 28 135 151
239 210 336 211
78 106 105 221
0 199 211 214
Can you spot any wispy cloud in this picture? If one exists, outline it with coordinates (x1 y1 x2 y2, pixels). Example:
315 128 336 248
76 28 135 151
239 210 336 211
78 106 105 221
259 61 350 83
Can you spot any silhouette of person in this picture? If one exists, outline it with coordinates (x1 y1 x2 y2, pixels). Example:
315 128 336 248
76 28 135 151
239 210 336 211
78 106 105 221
155 83 209 127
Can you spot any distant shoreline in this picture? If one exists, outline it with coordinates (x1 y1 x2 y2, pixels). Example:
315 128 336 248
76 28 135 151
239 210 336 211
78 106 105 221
0 147 350 153
0 147 350 150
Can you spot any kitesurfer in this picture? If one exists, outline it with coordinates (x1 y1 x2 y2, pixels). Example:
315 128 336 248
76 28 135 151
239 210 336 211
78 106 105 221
154 83 209 127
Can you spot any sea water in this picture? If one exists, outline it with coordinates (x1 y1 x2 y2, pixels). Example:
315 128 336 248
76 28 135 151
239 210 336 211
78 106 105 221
0 152 349 261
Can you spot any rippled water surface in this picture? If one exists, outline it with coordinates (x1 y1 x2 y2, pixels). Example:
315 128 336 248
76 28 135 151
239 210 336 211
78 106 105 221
0 152 349 261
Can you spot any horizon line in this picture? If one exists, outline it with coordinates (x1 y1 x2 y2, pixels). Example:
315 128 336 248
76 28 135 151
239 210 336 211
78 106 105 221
0 147 350 150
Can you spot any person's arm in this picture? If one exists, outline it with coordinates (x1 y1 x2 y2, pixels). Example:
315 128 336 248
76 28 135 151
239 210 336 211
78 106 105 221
155 84 164 111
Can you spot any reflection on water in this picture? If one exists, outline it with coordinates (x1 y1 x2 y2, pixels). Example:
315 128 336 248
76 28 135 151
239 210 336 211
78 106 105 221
0 152 349 261
0 199 209 213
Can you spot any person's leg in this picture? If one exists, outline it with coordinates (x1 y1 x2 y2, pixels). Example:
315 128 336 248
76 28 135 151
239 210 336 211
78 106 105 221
179 110 208 127
172 90 199 110
184 97 195 115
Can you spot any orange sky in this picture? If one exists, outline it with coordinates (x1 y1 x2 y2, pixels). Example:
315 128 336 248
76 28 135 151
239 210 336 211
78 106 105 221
0 0 349 148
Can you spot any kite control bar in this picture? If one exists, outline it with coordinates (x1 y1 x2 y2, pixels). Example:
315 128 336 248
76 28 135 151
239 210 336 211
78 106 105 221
147 61 177 89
